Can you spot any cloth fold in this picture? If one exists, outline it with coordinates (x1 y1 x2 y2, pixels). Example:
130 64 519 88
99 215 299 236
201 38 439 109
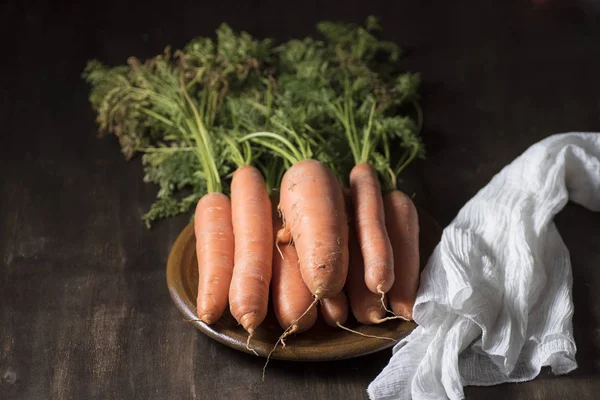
368 132 600 400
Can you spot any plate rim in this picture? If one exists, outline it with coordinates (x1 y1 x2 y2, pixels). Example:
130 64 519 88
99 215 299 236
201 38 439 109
166 209 440 361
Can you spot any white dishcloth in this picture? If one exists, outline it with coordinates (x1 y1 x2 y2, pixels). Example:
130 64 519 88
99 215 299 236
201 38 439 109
368 132 600 400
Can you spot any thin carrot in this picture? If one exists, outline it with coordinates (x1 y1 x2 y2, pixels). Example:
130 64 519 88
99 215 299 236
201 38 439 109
325 263 395 341
278 159 349 300
228 166 274 335
320 291 349 327
384 190 420 320
195 193 234 324
346 226 389 324
271 206 317 333
349 163 394 295
343 190 387 324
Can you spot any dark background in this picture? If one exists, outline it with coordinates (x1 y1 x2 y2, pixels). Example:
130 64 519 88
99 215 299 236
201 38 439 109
1 0 600 399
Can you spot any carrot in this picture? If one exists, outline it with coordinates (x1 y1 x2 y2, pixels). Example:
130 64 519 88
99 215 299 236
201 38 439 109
320 291 349 327
271 211 317 334
261 156 350 375
340 190 386 324
195 193 234 324
322 287 395 342
384 190 420 320
349 163 394 295
328 220 397 341
278 159 349 299
228 166 274 336
346 226 389 324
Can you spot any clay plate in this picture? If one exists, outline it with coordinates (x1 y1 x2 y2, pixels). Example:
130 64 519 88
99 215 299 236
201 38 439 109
166 209 442 361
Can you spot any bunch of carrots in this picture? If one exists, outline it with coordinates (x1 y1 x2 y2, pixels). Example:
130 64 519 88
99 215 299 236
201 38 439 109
84 17 424 348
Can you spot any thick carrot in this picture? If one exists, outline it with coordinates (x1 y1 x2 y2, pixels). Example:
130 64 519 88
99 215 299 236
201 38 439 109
384 190 420 320
228 166 274 334
271 214 317 333
277 160 349 299
349 163 394 295
195 193 234 324
320 291 349 327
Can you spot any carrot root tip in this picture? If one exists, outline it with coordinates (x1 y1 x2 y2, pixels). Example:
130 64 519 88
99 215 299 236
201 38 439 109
280 324 298 349
263 297 320 381
276 227 292 244
239 312 258 333
376 285 395 316
373 315 407 324
197 314 214 325
391 305 414 321
367 310 385 325
377 286 395 315
262 325 293 382
245 329 259 356
336 322 397 342
313 287 324 299
275 241 285 260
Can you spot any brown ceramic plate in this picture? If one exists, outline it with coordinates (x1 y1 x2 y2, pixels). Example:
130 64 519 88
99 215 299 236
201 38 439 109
166 209 442 361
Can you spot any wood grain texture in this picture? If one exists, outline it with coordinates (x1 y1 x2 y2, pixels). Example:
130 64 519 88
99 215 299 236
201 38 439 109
1 0 600 399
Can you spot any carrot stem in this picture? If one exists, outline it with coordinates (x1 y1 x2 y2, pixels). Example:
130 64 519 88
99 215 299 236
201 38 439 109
179 74 221 193
359 101 376 164
241 131 303 161
394 143 420 178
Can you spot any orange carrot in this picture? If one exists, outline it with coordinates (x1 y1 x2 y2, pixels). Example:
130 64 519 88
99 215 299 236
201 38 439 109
324 279 396 342
271 213 317 333
384 190 420 320
349 163 394 295
320 291 349 327
342 190 387 324
346 226 389 324
277 160 349 299
195 193 234 324
228 166 274 334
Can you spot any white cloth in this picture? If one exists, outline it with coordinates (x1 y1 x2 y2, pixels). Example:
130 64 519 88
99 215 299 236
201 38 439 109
368 132 600 400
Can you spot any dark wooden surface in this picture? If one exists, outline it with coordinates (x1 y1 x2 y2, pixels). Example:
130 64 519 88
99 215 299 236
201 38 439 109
1 0 600 399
